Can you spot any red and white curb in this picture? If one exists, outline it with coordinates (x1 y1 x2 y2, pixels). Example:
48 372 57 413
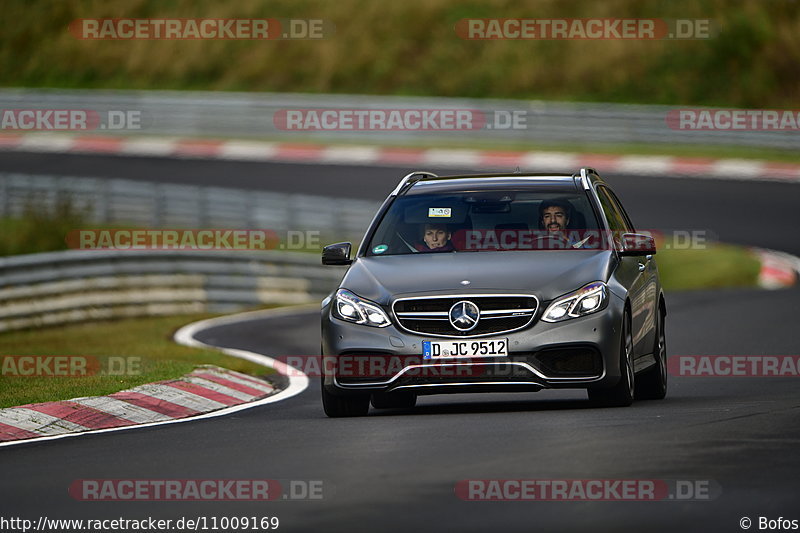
1 133 799 183
752 248 800 289
0 366 275 443
0 305 314 447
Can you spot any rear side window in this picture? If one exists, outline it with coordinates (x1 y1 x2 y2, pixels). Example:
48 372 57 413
606 188 635 231
596 186 630 233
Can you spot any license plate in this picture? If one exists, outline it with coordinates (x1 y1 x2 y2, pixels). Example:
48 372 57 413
422 339 508 359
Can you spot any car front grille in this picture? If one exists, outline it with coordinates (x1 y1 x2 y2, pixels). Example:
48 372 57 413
393 295 538 337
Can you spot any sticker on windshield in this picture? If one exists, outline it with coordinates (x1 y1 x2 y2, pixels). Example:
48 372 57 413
372 244 389 254
429 207 452 218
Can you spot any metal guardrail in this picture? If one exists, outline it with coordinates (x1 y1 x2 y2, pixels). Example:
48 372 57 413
1 88 796 149
0 171 376 332
0 172 378 242
0 249 346 332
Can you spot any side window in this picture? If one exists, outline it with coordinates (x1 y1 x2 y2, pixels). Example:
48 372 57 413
607 189 635 232
596 186 628 233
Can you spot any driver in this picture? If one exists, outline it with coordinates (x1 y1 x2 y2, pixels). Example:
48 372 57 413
537 200 592 249
415 223 455 252
539 200 572 235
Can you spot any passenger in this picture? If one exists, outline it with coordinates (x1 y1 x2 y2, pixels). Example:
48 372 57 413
415 223 455 252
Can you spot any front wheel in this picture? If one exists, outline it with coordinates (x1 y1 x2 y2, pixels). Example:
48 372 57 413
635 306 667 400
322 381 370 417
588 310 634 407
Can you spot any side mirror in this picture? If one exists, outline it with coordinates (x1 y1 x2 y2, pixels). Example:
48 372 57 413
619 233 656 256
322 242 353 265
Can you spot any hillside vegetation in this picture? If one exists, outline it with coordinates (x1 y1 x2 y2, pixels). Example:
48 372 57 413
2 0 797 107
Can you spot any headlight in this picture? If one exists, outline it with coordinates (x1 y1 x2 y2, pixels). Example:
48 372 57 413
333 289 391 327
542 282 607 323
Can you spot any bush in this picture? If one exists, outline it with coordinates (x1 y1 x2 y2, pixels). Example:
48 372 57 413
0 195 89 256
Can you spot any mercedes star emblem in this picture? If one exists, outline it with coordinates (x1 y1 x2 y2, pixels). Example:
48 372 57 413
449 300 480 331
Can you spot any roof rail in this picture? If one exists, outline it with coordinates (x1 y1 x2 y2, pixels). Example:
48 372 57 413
578 167 598 190
390 171 438 196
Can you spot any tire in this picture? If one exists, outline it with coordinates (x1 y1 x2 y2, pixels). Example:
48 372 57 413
588 309 634 407
371 391 417 409
635 305 667 400
321 381 370 417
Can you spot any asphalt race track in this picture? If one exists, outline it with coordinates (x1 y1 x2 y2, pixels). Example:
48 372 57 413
1 152 799 532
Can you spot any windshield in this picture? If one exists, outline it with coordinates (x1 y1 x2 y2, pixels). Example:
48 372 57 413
366 190 605 256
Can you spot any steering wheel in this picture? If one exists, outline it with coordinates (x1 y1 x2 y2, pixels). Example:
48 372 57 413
532 232 570 249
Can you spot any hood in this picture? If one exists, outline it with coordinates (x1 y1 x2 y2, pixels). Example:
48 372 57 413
339 250 616 305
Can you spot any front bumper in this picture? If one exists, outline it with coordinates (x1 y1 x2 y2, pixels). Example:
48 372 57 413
321 293 625 397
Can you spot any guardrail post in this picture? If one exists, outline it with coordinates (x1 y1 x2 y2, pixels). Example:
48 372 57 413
154 182 165 227
101 179 111 224
0 174 7 219
199 186 210 227
286 194 297 236
246 191 257 228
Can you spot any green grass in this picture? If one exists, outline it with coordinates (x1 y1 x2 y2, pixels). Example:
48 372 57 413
0 313 273 408
0 197 91 256
656 242 761 291
1 0 798 108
